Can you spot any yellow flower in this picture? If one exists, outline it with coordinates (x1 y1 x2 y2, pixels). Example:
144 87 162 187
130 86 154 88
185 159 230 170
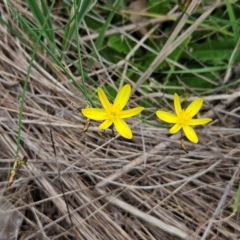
156 93 212 143
82 84 144 139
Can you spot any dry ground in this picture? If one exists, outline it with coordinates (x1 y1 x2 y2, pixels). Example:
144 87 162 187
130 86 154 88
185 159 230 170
1 1 240 240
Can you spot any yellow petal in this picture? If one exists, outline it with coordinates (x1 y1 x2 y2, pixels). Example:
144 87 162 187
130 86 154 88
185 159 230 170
174 93 182 115
186 98 203 117
114 84 131 110
82 108 107 120
156 111 178 123
169 123 182 134
98 87 111 110
114 118 132 139
189 118 212 125
99 119 113 129
183 125 198 143
119 107 144 119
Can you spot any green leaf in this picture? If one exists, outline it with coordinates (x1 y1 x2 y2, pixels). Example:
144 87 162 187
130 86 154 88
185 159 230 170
84 15 103 30
148 0 170 14
108 34 142 55
182 73 220 89
187 38 240 64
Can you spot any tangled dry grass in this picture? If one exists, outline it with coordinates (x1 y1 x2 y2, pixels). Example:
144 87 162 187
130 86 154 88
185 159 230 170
1 0 240 239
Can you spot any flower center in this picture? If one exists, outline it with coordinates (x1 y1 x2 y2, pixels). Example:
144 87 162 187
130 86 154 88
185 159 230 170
107 103 121 120
178 110 192 124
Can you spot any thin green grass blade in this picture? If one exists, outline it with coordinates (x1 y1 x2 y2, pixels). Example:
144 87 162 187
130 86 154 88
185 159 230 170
224 0 238 39
201 78 240 95
164 66 227 74
8 1 98 107
40 0 54 31
74 0 88 103
15 0 56 157
89 0 121 67
26 0 55 48
10 7 95 98
233 183 240 212
63 0 95 51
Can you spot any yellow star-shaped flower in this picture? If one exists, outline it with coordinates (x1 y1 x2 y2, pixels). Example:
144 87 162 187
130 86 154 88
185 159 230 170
156 93 212 143
82 84 144 139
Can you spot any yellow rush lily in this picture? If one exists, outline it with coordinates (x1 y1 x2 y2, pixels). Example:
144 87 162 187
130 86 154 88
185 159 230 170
156 93 212 143
82 84 144 139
